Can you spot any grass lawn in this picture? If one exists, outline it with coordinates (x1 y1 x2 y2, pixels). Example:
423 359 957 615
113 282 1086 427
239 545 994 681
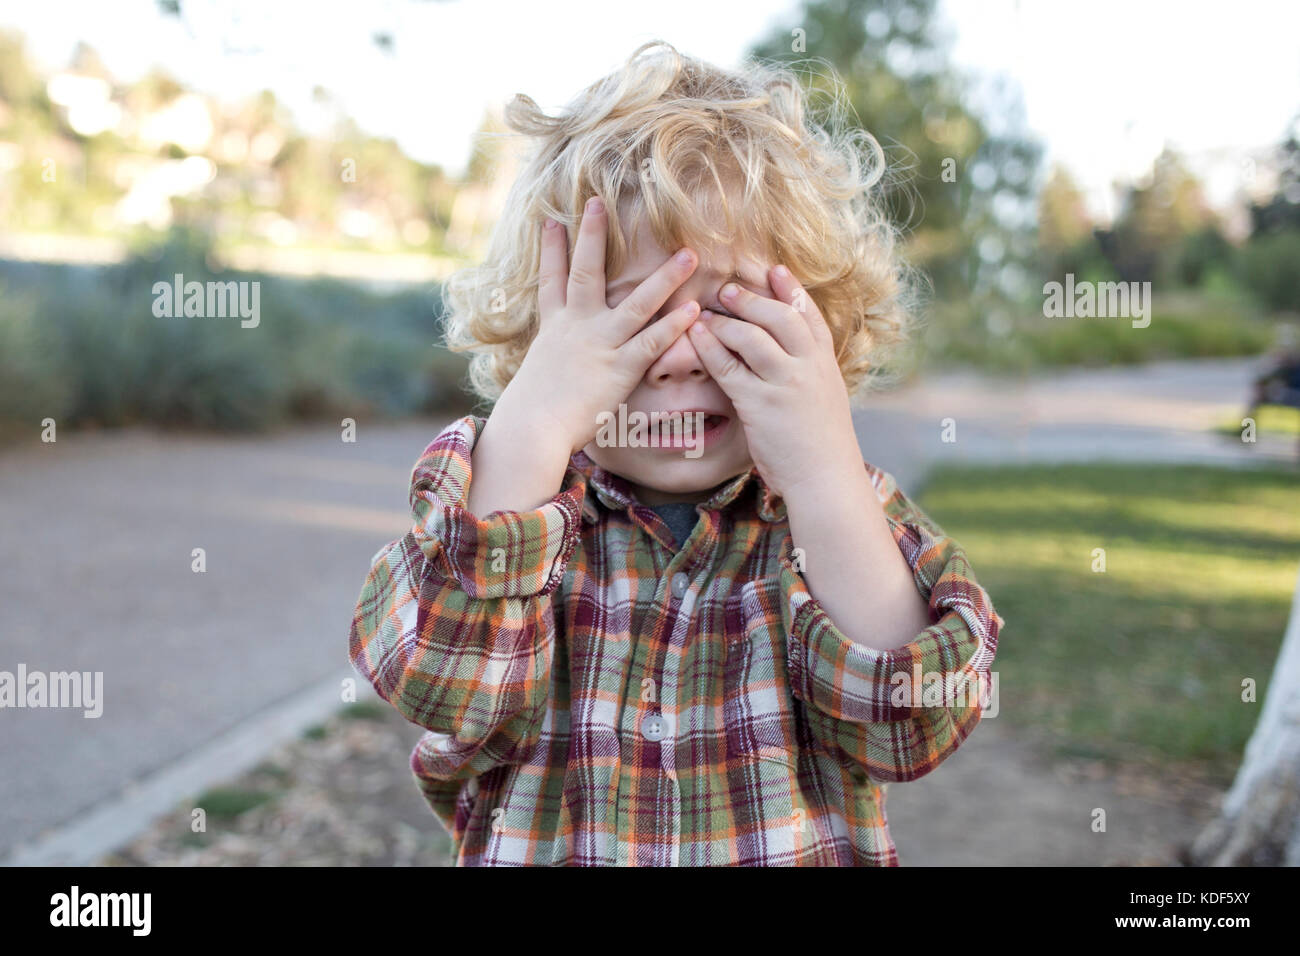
1212 403 1300 439
916 462 1300 783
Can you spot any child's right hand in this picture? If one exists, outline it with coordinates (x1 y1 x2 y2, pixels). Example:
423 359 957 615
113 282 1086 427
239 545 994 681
465 196 700 517
506 196 701 455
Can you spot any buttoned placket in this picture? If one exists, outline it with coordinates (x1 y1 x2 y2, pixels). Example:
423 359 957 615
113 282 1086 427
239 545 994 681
650 505 726 865
571 458 782 865
621 506 709 865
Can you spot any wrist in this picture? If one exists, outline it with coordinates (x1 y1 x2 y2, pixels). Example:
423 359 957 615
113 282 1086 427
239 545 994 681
465 394 573 517
498 367 595 456
492 377 579 460
781 447 868 511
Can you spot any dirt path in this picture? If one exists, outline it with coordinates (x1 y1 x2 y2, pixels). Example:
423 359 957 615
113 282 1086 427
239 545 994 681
95 694 1226 867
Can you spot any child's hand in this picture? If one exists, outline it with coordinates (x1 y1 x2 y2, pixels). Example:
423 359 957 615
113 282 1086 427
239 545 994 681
504 196 702 455
687 266 864 498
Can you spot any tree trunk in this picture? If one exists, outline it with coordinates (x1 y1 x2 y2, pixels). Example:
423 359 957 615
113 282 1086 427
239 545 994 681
1190 562 1300 866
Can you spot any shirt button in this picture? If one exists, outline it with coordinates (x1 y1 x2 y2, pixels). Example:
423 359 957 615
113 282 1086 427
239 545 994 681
641 713 668 742
670 572 689 599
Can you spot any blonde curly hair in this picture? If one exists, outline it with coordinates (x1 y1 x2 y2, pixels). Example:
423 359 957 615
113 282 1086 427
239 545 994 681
442 40 915 405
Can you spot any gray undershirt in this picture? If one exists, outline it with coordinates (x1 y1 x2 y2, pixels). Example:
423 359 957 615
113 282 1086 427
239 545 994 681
648 502 701 551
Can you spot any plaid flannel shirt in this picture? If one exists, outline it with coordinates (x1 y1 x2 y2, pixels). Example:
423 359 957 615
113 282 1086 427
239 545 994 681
349 415 1002 866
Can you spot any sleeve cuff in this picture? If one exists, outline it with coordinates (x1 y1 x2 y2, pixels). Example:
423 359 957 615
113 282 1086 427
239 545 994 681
407 415 586 599
779 468 1002 724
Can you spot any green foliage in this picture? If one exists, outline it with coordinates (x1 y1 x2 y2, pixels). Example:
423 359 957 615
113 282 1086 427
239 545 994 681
748 0 1042 301
0 229 470 434
0 28 453 247
1095 149 1217 284
1239 230 1300 313
920 292 1275 372
0 282 73 429
1247 122 1300 235
1174 227 1234 288
193 786 278 820
339 700 389 721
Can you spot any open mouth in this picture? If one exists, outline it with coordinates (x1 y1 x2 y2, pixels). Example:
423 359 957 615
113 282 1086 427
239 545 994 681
643 410 730 448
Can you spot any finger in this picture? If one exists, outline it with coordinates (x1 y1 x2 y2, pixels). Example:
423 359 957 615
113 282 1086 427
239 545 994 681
566 196 609 310
610 247 698 341
697 310 786 380
769 264 832 346
621 298 700 371
715 281 813 356
537 217 568 319
688 316 757 395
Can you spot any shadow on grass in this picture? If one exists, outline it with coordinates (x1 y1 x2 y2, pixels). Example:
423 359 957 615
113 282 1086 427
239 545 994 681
917 461 1300 780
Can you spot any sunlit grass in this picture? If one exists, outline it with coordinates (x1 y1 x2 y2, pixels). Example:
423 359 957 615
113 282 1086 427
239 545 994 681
917 462 1300 780
1213 404 1300 439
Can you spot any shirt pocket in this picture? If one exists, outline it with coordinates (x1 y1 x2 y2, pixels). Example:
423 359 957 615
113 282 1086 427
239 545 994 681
722 575 801 769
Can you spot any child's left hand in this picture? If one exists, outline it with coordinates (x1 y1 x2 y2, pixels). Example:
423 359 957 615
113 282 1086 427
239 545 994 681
687 265 865 499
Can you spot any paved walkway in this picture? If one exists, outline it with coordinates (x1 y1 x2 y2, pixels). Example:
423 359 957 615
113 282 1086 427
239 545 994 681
852 356 1295 489
1 356 1291 864
0 422 434 861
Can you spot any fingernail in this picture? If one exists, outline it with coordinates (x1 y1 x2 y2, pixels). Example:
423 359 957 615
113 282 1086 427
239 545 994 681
720 283 739 299
587 197 604 213
675 249 694 266
543 217 557 230
774 264 790 279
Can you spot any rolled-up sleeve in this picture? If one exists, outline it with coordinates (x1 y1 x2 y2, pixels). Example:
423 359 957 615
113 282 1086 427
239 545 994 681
348 415 586 782
781 462 1003 783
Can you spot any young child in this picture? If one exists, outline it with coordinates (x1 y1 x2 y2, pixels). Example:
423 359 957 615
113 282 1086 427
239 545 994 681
349 40 1002 866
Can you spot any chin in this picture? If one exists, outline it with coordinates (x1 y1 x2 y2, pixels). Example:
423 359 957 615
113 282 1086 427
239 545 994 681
586 445 752 497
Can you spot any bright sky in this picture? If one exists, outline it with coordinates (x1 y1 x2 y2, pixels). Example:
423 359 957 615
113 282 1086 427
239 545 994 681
7 0 1299 220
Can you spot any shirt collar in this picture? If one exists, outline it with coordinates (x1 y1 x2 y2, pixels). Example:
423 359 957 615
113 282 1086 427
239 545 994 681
566 450 787 524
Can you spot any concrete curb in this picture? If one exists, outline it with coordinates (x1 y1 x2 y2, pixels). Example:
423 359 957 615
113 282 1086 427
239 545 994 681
2 668 359 867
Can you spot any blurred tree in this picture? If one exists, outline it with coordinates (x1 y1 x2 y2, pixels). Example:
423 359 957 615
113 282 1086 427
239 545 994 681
1240 231 1300 313
68 41 112 80
1038 164 1091 252
1237 120 1300 312
1096 147 1215 284
124 67 185 113
1036 164 1115 283
0 30 44 109
1174 225 1233 288
747 0 1042 306
1248 119 1300 236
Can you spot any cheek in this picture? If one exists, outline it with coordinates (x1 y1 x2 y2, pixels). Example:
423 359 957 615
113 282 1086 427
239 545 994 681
727 428 751 460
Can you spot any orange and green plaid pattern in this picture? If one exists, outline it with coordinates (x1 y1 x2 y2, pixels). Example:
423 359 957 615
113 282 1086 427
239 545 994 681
349 415 1003 865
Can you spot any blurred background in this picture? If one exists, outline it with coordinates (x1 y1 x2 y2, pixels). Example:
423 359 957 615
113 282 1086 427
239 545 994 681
1 0 1298 867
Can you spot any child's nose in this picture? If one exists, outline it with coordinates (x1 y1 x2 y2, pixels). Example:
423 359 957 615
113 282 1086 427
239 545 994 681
645 314 708 384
